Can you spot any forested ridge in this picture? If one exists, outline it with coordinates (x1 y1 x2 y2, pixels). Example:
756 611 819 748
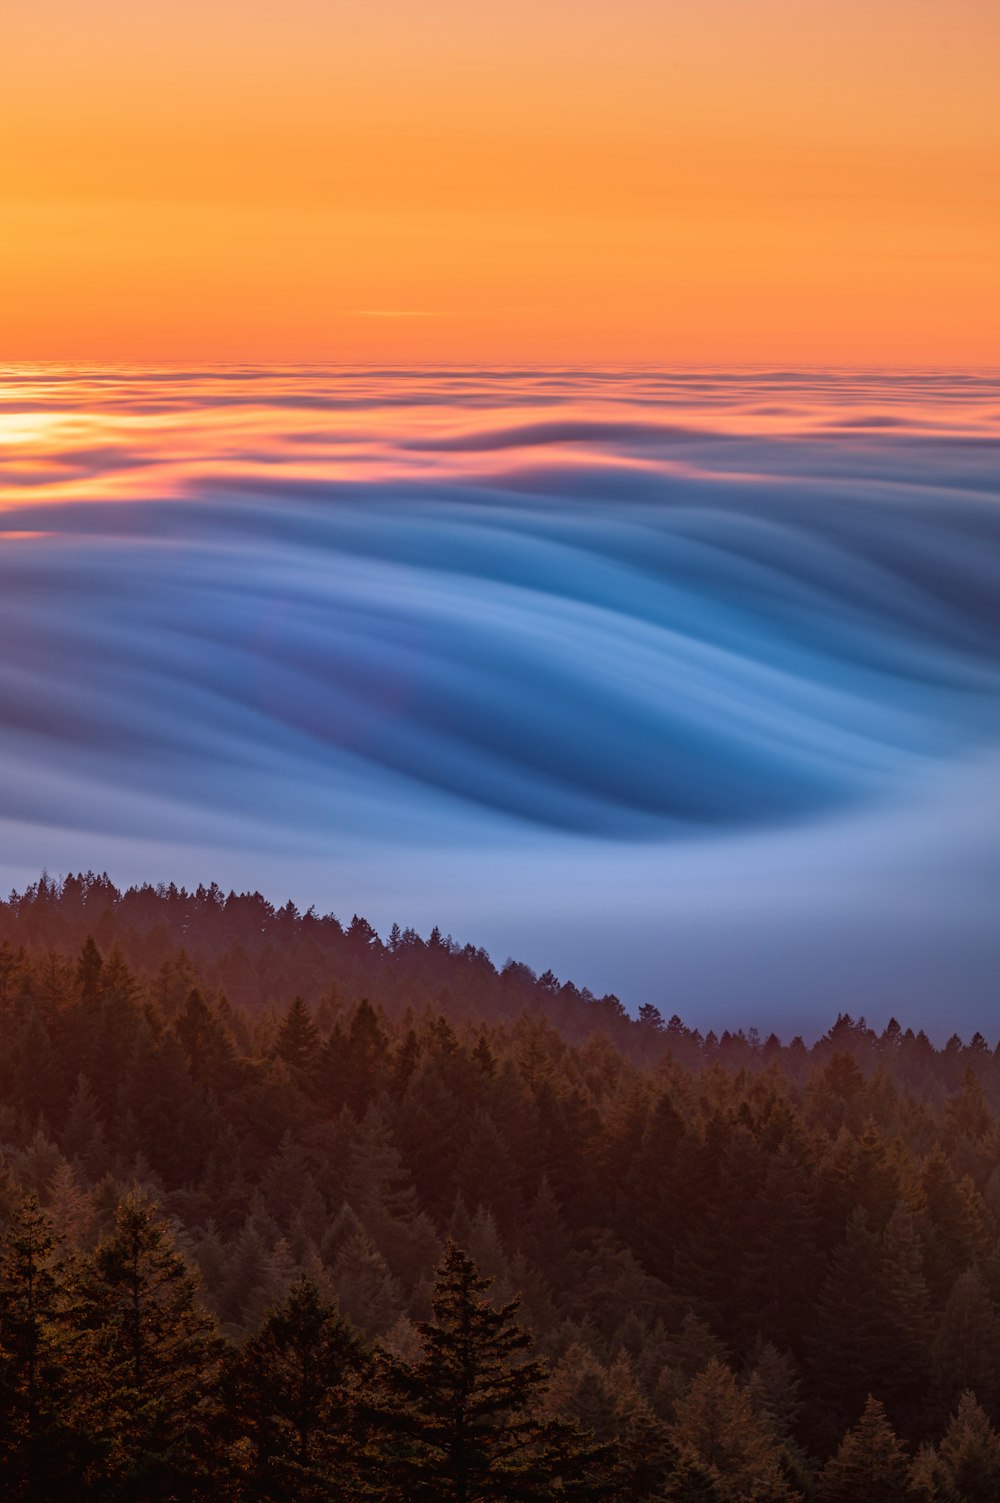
3 874 1000 1499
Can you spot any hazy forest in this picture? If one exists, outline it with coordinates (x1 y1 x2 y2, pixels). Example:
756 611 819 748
3 872 1000 1501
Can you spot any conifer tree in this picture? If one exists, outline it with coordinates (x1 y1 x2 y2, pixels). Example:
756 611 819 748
0 1196 90 1501
545 1344 619 1442
816 1395 912 1503
343 1104 439 1290
0 938 25 1009
274 997 320 1082
915 1149 974 1304
77 1191 225 1500
223 1277 370 1501
375 1241 611 1501
61 1073 107 1177
620 1089 686 1282
666 1359 799 1502
0 1149 20 1226
45 1159 96 1249
344 999 390 1116
744 1343 802 1443
934 1390 1000 1503
174 988 238 1093
809 1208 898 1439
76 936 104 1008
327 1206 403 1339
933 1270 998 1417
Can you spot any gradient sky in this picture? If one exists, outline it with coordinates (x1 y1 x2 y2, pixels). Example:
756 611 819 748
3 0 999 364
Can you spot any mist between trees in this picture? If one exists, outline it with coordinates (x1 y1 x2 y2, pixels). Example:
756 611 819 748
3 874 1000 1500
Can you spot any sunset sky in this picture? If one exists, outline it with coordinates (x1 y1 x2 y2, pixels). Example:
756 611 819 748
3 0 999 365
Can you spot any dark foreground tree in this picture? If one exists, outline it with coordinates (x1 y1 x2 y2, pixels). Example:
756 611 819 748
0 1197 92 1501
78 1191 225 1501
375 1240 610 1501
223 1276 370 1501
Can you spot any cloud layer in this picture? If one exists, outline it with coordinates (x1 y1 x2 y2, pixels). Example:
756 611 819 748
2 369 999 1030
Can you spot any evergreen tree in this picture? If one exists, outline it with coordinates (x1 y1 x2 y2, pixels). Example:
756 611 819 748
375 1241 611 1501
744 1342 802 1442
915 1150 975 1305
274 997 320 1083
223 1277 370 1501
343 1104 439 1290
174 988 238 1093
666 1359 799 1502
78 1192 225 1500
327 1205 404 1339
0 1197 90 1501
816 1396 912 1503
76 936 104 1008
808 1209 898 1440
933 1270 998 1417
620 1089 686 1281
934 1390 1000 1503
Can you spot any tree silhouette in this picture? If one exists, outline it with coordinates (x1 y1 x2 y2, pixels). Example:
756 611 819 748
376 1240 610 1501
77 1192 224 1500
0 1197 90 1501
223 1277 369 1501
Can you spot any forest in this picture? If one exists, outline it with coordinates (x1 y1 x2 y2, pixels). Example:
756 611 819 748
3 872 1000 1500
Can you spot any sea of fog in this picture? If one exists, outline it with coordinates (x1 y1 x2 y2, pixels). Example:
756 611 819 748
1 368 999 1036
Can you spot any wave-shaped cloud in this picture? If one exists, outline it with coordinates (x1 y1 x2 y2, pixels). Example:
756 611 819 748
1 369 999 1026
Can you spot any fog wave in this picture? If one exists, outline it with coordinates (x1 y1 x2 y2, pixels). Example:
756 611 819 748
1 368 999 1027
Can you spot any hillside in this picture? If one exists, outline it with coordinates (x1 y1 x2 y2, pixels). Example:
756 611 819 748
2 872 1000 1497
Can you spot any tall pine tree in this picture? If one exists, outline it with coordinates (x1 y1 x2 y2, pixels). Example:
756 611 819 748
77 1192 225 1501
375 1241 610 1501
223 1277 370 1501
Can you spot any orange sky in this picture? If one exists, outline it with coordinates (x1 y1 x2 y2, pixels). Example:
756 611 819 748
2 0 998 365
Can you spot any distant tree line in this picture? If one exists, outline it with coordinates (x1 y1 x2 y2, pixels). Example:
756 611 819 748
3 875 1000 1497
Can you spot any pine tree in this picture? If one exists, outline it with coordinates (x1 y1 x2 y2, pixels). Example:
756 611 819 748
173 988 237 1093
666 1359 799 1502
934 1390 1000 1503
808 1208 898 1441
274 997 320 1083
45 1159 96 1249
0 1148 20 1225
344 999 390 1117
933 1269 998 1417
375 1241 611 1501
76 936 104 1008
620 1088 686 1282
343 1104 439 1290
326 1205 403 1339
223 1277 370 1501
878 1199 933 1434
0 1196 92 1501
816 1395 912 1503
0 938 25 1010
915 1149 975 1305
744 1342 802 1442
61 1072 107 1177
77 1191 225 1500
544 1343 619 1442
